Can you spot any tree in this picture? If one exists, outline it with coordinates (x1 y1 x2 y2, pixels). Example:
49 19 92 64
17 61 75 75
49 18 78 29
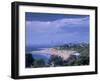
25 53 34 67
65 55 89 66
49 55 64 66
78 56 89 65
33 59 45 67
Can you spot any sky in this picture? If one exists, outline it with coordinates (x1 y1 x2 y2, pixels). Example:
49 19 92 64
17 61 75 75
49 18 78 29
25 12 89 47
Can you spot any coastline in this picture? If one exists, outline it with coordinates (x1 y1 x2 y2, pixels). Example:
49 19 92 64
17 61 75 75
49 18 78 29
31 48 77 60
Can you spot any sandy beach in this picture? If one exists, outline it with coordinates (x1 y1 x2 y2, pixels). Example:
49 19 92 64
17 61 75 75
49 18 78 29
31 48 77 60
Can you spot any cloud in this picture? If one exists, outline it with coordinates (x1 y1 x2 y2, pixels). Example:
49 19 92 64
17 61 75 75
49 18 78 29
25 17 89 46
26 17 89 35
26 17 89 28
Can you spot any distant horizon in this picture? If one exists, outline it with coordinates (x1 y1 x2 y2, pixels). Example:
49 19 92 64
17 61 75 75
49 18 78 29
25 12 89 47
26 42 89 48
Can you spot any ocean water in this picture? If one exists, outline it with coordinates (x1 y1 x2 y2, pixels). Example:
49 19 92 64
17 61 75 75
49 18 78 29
31 52 51 63
26 46 43 52
26 46 51 63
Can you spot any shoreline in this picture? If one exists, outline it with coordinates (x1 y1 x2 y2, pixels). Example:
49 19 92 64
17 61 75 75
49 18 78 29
31 48 77 60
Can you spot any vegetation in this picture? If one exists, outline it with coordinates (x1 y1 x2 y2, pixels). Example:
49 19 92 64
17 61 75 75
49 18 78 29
26 53 46 68
64 55 89 66
48 55 64 66
54 43 89 66
33 59 45 67
25 53 35 67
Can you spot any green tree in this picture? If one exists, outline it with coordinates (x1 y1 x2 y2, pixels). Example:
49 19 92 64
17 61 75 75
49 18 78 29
78 56 89 65
49 55 63 66
66 56 89 66
33 59 45 67
25 53 34 67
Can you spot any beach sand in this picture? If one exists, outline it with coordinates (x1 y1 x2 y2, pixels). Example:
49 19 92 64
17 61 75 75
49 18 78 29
31 48 76 60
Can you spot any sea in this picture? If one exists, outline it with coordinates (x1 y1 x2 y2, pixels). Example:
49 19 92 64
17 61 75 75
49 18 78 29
26 46 51 63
